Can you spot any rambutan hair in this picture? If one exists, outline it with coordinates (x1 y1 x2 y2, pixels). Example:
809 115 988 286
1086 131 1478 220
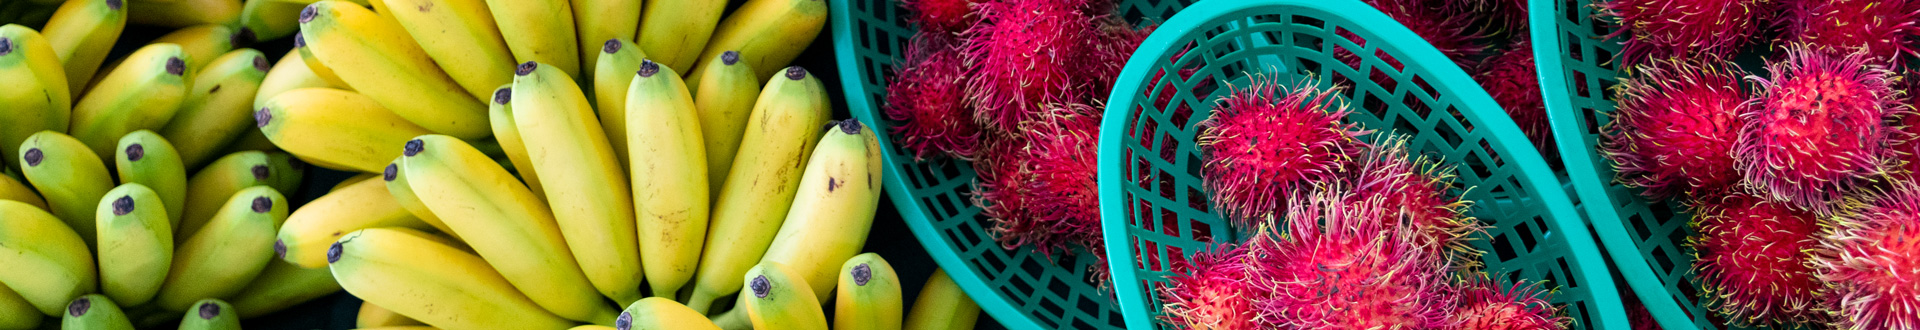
1474 39 1557 164
1196 77 1361 229
1244 186 1455 329
1354 0 1491 68
1687 193 1831 325
1737 46 1903 214
1813 180 1920 330
1598 0 1767 65
1349 134 1482 268
1084 17 1154 101
977 104 1104 257
885 35 984 161
963 0 1094 133
1780 0 1920 65
899 0 981 35
1159 243 1264 330
1601 56 1749 201
1448 274 1570 330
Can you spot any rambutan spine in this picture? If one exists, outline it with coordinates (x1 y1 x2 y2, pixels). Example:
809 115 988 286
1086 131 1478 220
1601 56 1749 201
1244 187 1455 329
1474 39 1557 164
1159 242 1263 330
1813 180 1920 330
1687 193 1830 326
1780 0 1920 65
1737 46 1903 214
976 104 1104 258
1448 274 1569 330
1350 134 1481 268
962 0 1094 133
1598 0 1767 64
884 35 984 160
899 0 982 35
1196 77 1360 229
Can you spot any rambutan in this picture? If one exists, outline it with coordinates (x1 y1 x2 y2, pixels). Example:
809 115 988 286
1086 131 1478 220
1084 17 1154 100
885 35 984 160
977 104 1104 257
1358 0 1490 67
1448 274 1569 330
1781 0 1920 65
1599 0 1767 64
1350 134 1481 267
1196 79 1360 229
900 0 982 35
1474 40 1557 164
1813 180 1920 330
1159 243 1264 330
1687 193 1830 325
963 0 1094 133
1601 57 1749 201
1244 187 1455 329
1737 46 1901 213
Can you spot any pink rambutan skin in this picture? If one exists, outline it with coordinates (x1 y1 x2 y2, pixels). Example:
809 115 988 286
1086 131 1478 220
1687 193 1831 326
1599 0 1767 64
1448 274 1570 330
1781 0 1920 65
962 0 1093 133
1474 40 1557 164
899 0 981 35
1085 18 1154 101
1737 46 1903 214
885 35 985 161
1159 243 1264 330
1353 0 1490 67
1244 188 1455 329
1197 79 1360 229
1602 57 1749 201
1350 134 1482 268
976 104 1105 257
1814 180 1920 330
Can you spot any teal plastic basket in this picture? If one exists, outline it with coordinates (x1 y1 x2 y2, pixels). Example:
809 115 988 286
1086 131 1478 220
1096 0 1626 328
828 0 1192 328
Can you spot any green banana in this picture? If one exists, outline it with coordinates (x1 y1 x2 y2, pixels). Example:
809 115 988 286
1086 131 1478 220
683 66 830 313
622 60 708 300
636 0 724 74
127 0 241 27
356 301 423 327
228 260 342 319
589 38 644 166
511 62 643 305
573 0 638 85
178 151 279 241
277 174 428 269
160 49 271 170
0 172 46 211
0 200 95 317
153 186 287 312
68 43 190 162
254 50 333 111
116 130 189 225
742 262 828 330
381 160 455 239
39 0 125 98
902 269 979 330
384 0 515 101
328 227 574 329
484 0 578 78
239 0 304 41
94 184 173 308
299 0 490 139
487 85 546 202
292 32 353 91
259 88 435 173
148 24 247 74
0 24 71 171
222 129 280 154
836 253 903 330
18 131 114 245
263 151 308 193
690 50 759 196
175 299 239 330
616 297 720 330
0 283 40 330
60 295 130 330
755 119 884 304
698 0 826 82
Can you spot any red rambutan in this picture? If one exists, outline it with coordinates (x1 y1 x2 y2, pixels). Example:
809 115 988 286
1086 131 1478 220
1084 17 1154 100
1350 134 1481 267
1813 180 1920 330
1358 0 1491 67
1602 57 1749 201
1474 40 1558 164
1737 46 1901 213
1687 193 1830 325
1448 274 1569 330
1159 243 1264 330
885 35 984 160
1781 0 1920 65
1245 187 1455 329
1196 79 1360 229
900 0 982 35
963 0 1094 133
1599 0 1767 64
977 104 1104 257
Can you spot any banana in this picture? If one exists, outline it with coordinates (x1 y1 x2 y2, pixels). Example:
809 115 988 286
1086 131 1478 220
902 269 978 330
227 260 342 319
573 0 638 85
635 0 723 74
263 151 308 194
128 0 241 27
328 227 575 329
742 262 829 330
116 130 189 225
179 151 279 241
381 160 456 238
277 175 428 268
153 186 287 312
0 200 95 317
0 24 71 171
149 24 247 74
571 326 614 330
259 88 435 173
161 49 271 170
94 184 173 307
60 295 130 330
0 173 46 211
683 66 830 313
292 32 353 91
356 301 423 327
755 119 884 304
622 60 709 300
240 0 305 41
510 62 644 305
698 0 826 82
299 0 491 139
486 85 546 201
484 0 577 78
39 0 125 98
690 50 759 195
222 129 280 154
615 297 720 330
255 50 334 111
18 131 114 245
175 299 239 330
836 253 902 330
68 43 190 162
385 0 515 100
590 38 644 165
399 135 618 322
0 284 41 330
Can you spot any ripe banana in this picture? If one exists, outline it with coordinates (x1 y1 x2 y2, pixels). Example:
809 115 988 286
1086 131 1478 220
684 66 830 313
228 260 342 319
116 130 189 225
263 151 308 194
328 227 575 329
356 301 423 327
153 186 287 312
623 60 709 300
127 0 241 27
0 200 96 317
160 49 270 169
39 0 125 97
484 0 578 78
240 0 304 41
255 50 333 111
179 151 280 241
149 24 246 74
699 0 826 82
0 24 71 171
755 119 884 304
381 160 456 238
277 175 428 268
94 183 174 307
487 85 546 201
259 88 435 173
691 50 759 195
292 32 352 91
61 295 131 330
573 0 637 85
743 262 829 330
384 0 515 101
399 135 618 323
299 0 490 139
176 299 239 330
0 283 40 330
18 131 114 245
615 297 720 330
903 269 979 330
510 62 643 305
837 253 903 330
636 0 724 74
68 43 190 162
0 173 46 211
590 38 644 165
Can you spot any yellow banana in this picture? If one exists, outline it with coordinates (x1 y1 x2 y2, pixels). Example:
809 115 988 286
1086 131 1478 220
128 0 241 27
328 227 575 329
263 151 308 194
176 299 239 330
292 32 353 90
590 38 644 165
622 60 708 300
39 0 125 98
0 284 40 330
486 85 546 202
61 295 131 330
385 0 515 101
381 160 456 238
690 50 759 195
902 269 979 330
0 24 71 171
94 183 173 307
259 88 435 173
836 253 903 330
68 43 190 162
0 200 95 317
154 186 287 312
277 175 428 269
149 24 246 74
179 151 279 241
228 260 342 319
573 0 638 84
510 62 643 305
484 0 577 78
240 0 305 41
683 66 829 313
616 297 720 330
299 0 491 139
116 130 189 225
698 0 825 82
636 0 723 74
161 49 271 170
743 262 829 330
0 171 44 216
399 135 618 323
356 301 423 327
254 50 333 111
18 131 114 245
756 119 884 304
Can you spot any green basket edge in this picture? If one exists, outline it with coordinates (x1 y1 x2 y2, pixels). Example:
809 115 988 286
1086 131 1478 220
1096 0 1628 329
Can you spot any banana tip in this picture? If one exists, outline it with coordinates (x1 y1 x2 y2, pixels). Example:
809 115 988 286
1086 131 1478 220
124 143 145 162
299 5 317 23
602 39 622 54
251 196 273 213
105 0 122 11
833 119 864 135
515 62 537 76
852 263 872 286
255 108 271 128
326 242 343 263
112 196 134 216
23 148 41 167
232 28 257 48
637 60 659 78
383 164 398 181
251 165 271 181
722 51 740 65
66 297 90 317
292 32 305 48
0 38 12 57
750 275 771 298
274 239 287 258
197 301 221 319
166 57 186 76
615 312 632 330
493 88 511 105
252 54 271 72
785 66 807 80
403 139 424 157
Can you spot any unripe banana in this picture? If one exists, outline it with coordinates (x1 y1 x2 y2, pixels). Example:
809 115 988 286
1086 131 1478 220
292 32 352 91
176 299 239 330
68 43 190 162
18 131 114 245
0 284 40 330
259 88 435 173
903 269 979 330
381 160 456 238
179 151 280 241
385 0 515 100
487 85 546 201
484 0 578 78
0 174 46 211
160 49 271 170
573 0 638 85
116 131 189 225
39 0 125 97
683 66 830 314
127 0 241 27
836 253 902 330
0 25 71 171
263 151 308 193
399 135 618 323
277 175 428 268
691 50 759 195
328 227 575 329
60 295 130 330
240 0 305 41
356 301 423 327
510 62 644 305
635 0 723 74
699 0 826 82
623 60 708 300
299 0 491 139
254 50 333 111
614 297 720 330
590 38 645 165
149 24 248 74
0 200 95 317
743 262 828 330
227 260 341 319
154 186 287 312
755 119 884 304
94 184 173 307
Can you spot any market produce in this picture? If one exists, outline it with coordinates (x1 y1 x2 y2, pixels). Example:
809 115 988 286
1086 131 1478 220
486 85 546 201
227 260 341 319
0 285 40 329
20 131 113 243
380 161 455 237
328 227 575 329
898 0 977 34
276 174 428 269
93 183 172 307
116 132 187 224
623 59 708 301
147 24 246 75
1816 180 1920 330
68 42 188 162
1450 275 1568 329
1349 134 1477 266
746 119 884 304
1159 243 1258 330
691 50 760 193
153 186 286 312
127 0 242 28
901 269 980 330
159 49 270 171
834 253 903 330
0 24 70 171
985 105 1102 256
698 0 826 83
239 0 304 41
1599 0 1763 62
961 0 1089 133
740 262 829 330
1600 57 1748 201
0 200 94 317
592 38 647 166
1251 188 1455 329
258 87 433 173
291 32 350 91
177 299 241 330
1472 39 1553 161
355 301 422 328
297 0 489 139
1689 193 1827 325
178 151 282 241
1782 0 1920 63
60 294 130 330
1355 0 1487 66
39 0 123 96
485 0 579 79
512 61 645 305
382 0 514 101
574 0 638 84
883 35 978 161
1196 80 1357 228
636 0 721 74
615 298 721 330
1738 46 1900 214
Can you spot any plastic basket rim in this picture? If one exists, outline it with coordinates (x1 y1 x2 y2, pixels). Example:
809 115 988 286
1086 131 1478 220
1096 0 1627 328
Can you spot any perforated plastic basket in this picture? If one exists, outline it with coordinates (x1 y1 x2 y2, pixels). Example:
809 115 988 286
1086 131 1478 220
1096 0 1627 328
828 0 1193 328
